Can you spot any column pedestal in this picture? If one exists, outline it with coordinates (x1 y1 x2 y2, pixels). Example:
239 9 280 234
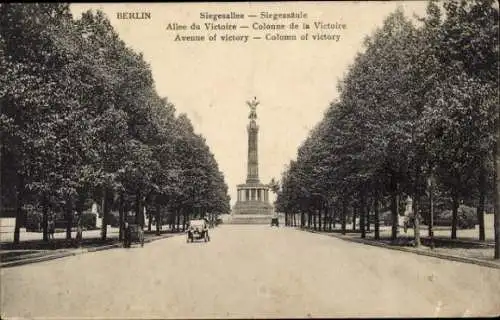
230 183 273 224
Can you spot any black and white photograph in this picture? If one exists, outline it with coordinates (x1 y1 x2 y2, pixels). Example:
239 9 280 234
1 1 499 318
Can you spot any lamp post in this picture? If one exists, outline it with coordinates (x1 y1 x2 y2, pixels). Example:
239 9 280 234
427 174 435 249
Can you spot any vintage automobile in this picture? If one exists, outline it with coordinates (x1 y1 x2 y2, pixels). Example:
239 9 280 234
186 219 210 243
271 217 279 227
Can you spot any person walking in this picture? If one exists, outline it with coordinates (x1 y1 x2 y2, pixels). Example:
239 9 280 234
48 217 55 240
403 214 409 233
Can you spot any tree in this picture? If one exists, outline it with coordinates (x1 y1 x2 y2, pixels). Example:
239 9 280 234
1 3 81 242
280 0 498 253
418 0 498 241
1 6 231 244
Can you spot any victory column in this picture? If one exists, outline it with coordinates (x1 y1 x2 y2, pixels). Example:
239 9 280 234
230 97 273 224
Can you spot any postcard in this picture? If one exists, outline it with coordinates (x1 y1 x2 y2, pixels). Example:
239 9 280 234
1 1 499 319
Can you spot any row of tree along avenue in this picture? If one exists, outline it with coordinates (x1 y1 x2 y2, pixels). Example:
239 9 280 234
275 0 500 258
1 3 231 243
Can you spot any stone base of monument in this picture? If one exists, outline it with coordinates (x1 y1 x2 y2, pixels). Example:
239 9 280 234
228 214 274 225
229 201 274 224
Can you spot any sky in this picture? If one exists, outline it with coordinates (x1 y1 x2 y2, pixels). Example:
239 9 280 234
70 1 429 206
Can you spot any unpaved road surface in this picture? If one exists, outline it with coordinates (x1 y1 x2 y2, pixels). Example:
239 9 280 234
2 225 499 318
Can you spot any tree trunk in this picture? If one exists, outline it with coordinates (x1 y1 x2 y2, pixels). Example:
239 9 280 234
155 203 161 236
311 210 315 230
178 209 182 232
13 207 21 244
374 195 380 240
391 180 398 241
13 177 23 244
65 198 73 240
42 195 49 242
135 190 141 227
326 205 337 231
171 209 178 232
181 209 184 230
318 207 322 231
451 193 459 240
317 210 320 230
329 205 333 231
75 194 85 247
428 181 434 244
182 209 186 231
413 194 420 247
428 187 433 237
101 189 109 240
324 205 328 231
366 202 371 232
118 194 124 241
360 193 366 239
413 165 422 247
321 207 324 231
494 119 499 259
352 206 357 231
169 212 174 232
341 201 347 235
324 207 328 231
325 206 328 231
148 211 152 232
332 205 336 230
477 163 486 241
312 210 318 230
316 209 320 230
175 210 178 232
182 211 187 232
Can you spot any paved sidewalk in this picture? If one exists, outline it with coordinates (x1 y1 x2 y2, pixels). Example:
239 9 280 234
0 227 121 243
0 232 182 268
301 228 500 269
